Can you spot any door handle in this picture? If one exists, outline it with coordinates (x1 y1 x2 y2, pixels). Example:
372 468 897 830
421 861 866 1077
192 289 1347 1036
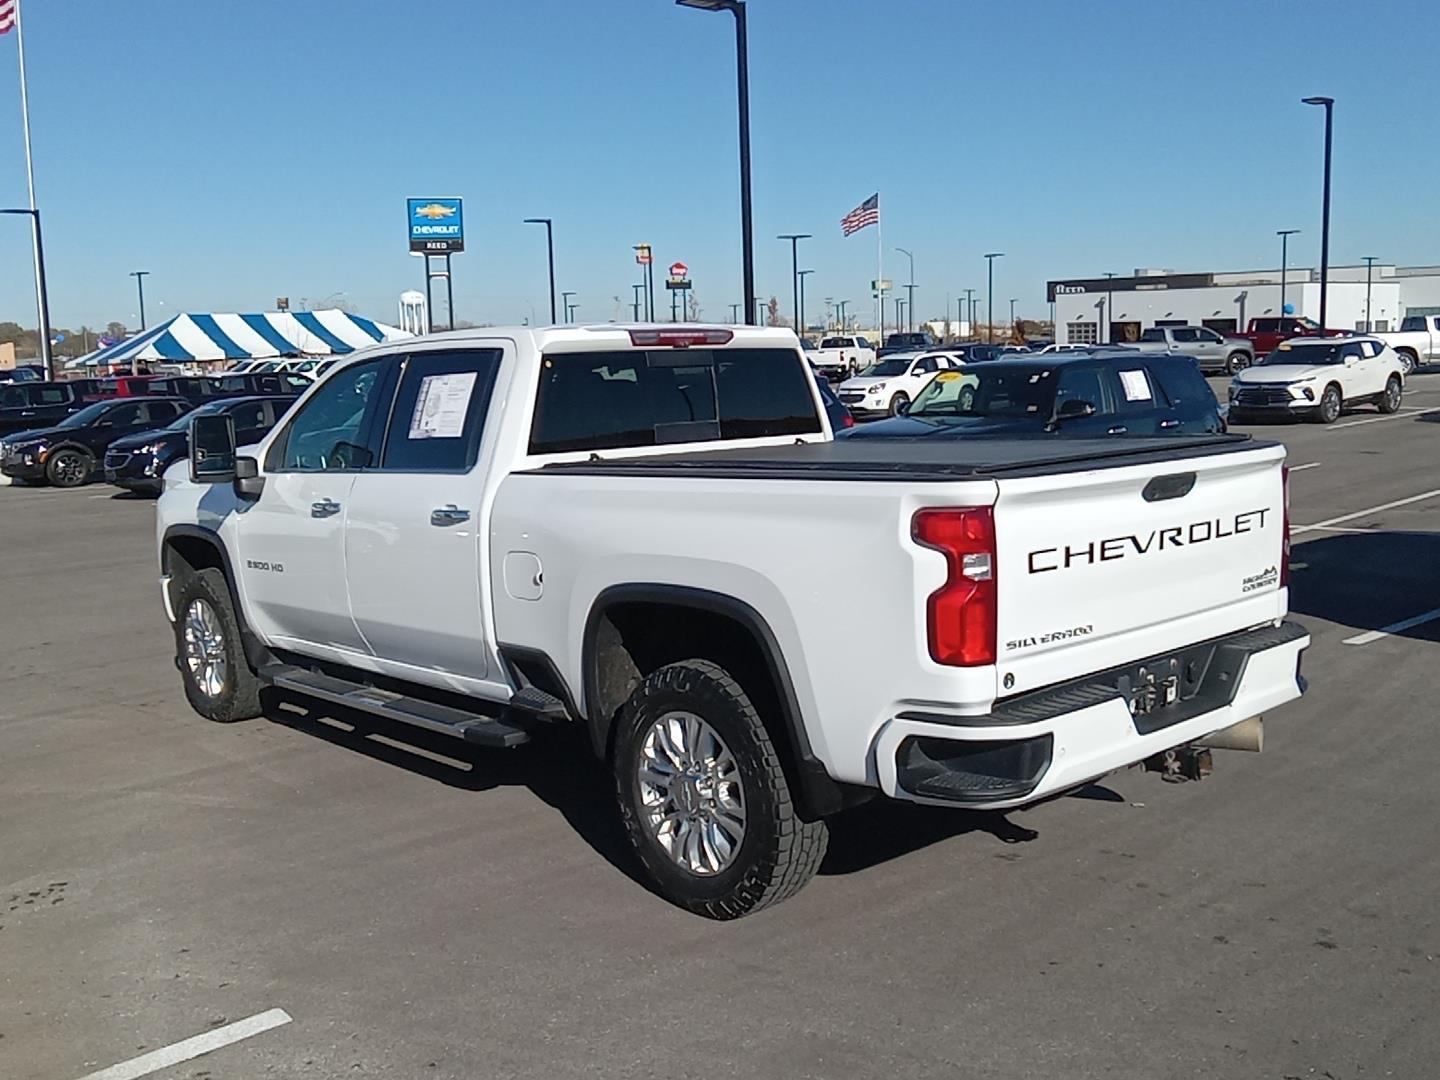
1159 418 1181 429
20 410 35 417
430 505 471 526
310 499 341 518
1107 425 1128 435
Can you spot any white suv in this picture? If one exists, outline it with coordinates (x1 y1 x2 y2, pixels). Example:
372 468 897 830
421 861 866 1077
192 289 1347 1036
836 351 962 417
1228 336 1406 424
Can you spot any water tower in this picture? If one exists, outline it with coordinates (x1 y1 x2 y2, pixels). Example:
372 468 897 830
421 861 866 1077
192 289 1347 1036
399 290 428 335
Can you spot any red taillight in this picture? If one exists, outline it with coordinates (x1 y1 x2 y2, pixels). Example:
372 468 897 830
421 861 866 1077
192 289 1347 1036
912 508 997 667
1280 464 1291 588
627 328 734 348
842 413 855 428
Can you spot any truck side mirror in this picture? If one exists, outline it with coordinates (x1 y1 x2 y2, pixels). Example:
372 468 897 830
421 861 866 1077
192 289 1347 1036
190 414 237 483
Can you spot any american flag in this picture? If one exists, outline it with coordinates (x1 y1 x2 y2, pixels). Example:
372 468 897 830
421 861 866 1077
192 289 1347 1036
840 193 879 236
0 0 16 34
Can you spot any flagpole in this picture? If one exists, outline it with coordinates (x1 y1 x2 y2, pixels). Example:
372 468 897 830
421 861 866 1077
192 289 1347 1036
13 0 53 378
876 193 884 343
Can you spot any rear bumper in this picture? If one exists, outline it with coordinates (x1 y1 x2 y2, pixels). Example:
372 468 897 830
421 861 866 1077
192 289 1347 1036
871 620 1309 808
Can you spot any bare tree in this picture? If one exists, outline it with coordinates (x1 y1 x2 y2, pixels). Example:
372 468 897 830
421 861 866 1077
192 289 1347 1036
687 292 702 322
766 296 782 327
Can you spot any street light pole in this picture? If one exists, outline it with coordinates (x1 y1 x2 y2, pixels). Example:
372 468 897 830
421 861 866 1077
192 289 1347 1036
2 208 55 380
1009 298 1017 335
963 288 975 339
797 269 813 339
632 284 644 322
561 291 575 323
778 233 811 332
1102 272 1117 344
1362 256 1378 332
678 0 754 324
983 253 1003 343
1277 229 1300 322
522 218 556 323
835 299 848 332
1302 96 1334 332
130 270 151 330
895 247 915 332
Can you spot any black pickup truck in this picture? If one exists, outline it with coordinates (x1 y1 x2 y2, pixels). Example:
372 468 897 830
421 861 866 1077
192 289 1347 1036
0 379 106 437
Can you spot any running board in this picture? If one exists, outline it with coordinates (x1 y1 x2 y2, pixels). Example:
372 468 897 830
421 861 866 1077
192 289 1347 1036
262 664 530 748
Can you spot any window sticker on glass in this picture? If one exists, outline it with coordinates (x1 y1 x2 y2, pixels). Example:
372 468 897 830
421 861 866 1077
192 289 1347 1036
408 372 477 439
1119 369 1152 402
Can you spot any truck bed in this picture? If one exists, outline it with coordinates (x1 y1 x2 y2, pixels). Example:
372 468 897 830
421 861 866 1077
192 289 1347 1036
531 434 1273 482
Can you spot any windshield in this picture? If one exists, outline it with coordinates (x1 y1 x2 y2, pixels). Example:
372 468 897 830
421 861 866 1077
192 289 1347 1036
164 399 229 430
56 401 114 429
1259 342 1346 366
862 358 912 377
819 338 850 349
909 365 1056 419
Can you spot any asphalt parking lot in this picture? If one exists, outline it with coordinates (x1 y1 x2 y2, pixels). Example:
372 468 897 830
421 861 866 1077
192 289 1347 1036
3 373 1438 1080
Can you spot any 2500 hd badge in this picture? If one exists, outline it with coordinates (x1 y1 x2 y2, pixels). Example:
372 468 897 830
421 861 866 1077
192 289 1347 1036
1027 509 1270 574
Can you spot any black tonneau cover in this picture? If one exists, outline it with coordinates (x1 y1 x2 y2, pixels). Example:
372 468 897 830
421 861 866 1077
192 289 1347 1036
530 434 1276 482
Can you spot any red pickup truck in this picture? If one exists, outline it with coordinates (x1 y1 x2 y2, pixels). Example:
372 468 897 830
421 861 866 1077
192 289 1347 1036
1238 316 1347 357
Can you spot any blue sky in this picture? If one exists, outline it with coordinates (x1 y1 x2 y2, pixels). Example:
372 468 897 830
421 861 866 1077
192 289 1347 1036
2 0 1436 333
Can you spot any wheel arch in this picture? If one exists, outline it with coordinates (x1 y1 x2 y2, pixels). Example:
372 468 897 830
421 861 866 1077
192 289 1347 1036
162 524 272 669
581 583 862 820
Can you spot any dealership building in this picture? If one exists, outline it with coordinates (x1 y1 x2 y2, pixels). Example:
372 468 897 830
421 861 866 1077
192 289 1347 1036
1046 264 1440 345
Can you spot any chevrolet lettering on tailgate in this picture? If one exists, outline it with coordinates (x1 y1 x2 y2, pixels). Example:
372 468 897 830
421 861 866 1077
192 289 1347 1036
1028 509 1270 574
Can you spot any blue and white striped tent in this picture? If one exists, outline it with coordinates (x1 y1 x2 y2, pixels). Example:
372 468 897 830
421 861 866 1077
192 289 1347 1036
67 309 410 369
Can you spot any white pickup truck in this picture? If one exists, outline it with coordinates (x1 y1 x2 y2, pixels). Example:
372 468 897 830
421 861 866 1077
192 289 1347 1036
1378 314 1440 374
810 334 876 382
156 324 1309 919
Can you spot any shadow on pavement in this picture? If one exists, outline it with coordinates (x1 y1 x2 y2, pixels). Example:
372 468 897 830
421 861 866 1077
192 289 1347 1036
265 694 648 890
263 695 1146 885
1291 531 1440 643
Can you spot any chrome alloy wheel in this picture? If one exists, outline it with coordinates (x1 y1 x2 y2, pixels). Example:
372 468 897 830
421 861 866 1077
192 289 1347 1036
182 597 228 700
637 710 747 876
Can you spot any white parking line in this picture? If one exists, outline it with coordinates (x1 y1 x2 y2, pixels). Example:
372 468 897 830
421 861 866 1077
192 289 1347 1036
1292 488 1440 535
1327 407 1440 429
1288 462 1323 472
1344 607 1440 646
76 1008 292 1080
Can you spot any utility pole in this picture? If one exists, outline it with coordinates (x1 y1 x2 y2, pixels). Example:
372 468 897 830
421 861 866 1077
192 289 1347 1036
1277 229 1300 321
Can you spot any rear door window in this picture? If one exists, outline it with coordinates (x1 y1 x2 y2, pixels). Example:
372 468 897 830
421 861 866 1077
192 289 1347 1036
1148 359 1214 409
530 347 821 454
379 349 502 472
1108 367 1160 416
0 386 23 408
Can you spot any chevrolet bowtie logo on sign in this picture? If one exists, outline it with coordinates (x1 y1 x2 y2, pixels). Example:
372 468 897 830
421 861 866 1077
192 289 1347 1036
408 197 465 253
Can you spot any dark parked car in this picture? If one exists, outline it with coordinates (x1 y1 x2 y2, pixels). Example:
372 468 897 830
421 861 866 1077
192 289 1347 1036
104 395 294 495
0 379 109 437
838 355 1224 440
147 372 311 402
0 396 194 487
0 365 44 383
877 330 940 357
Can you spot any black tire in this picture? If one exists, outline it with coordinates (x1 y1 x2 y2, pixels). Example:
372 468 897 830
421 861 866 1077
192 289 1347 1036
1225 351 1251 375
173 567 263 723
45 448 92 488
1313 384 1342 424
888 392 909 417
1377 374 1403 414
612 659 828 920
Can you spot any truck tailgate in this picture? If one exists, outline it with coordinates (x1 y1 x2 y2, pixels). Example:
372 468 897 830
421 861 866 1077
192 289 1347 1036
993 443 1288 696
